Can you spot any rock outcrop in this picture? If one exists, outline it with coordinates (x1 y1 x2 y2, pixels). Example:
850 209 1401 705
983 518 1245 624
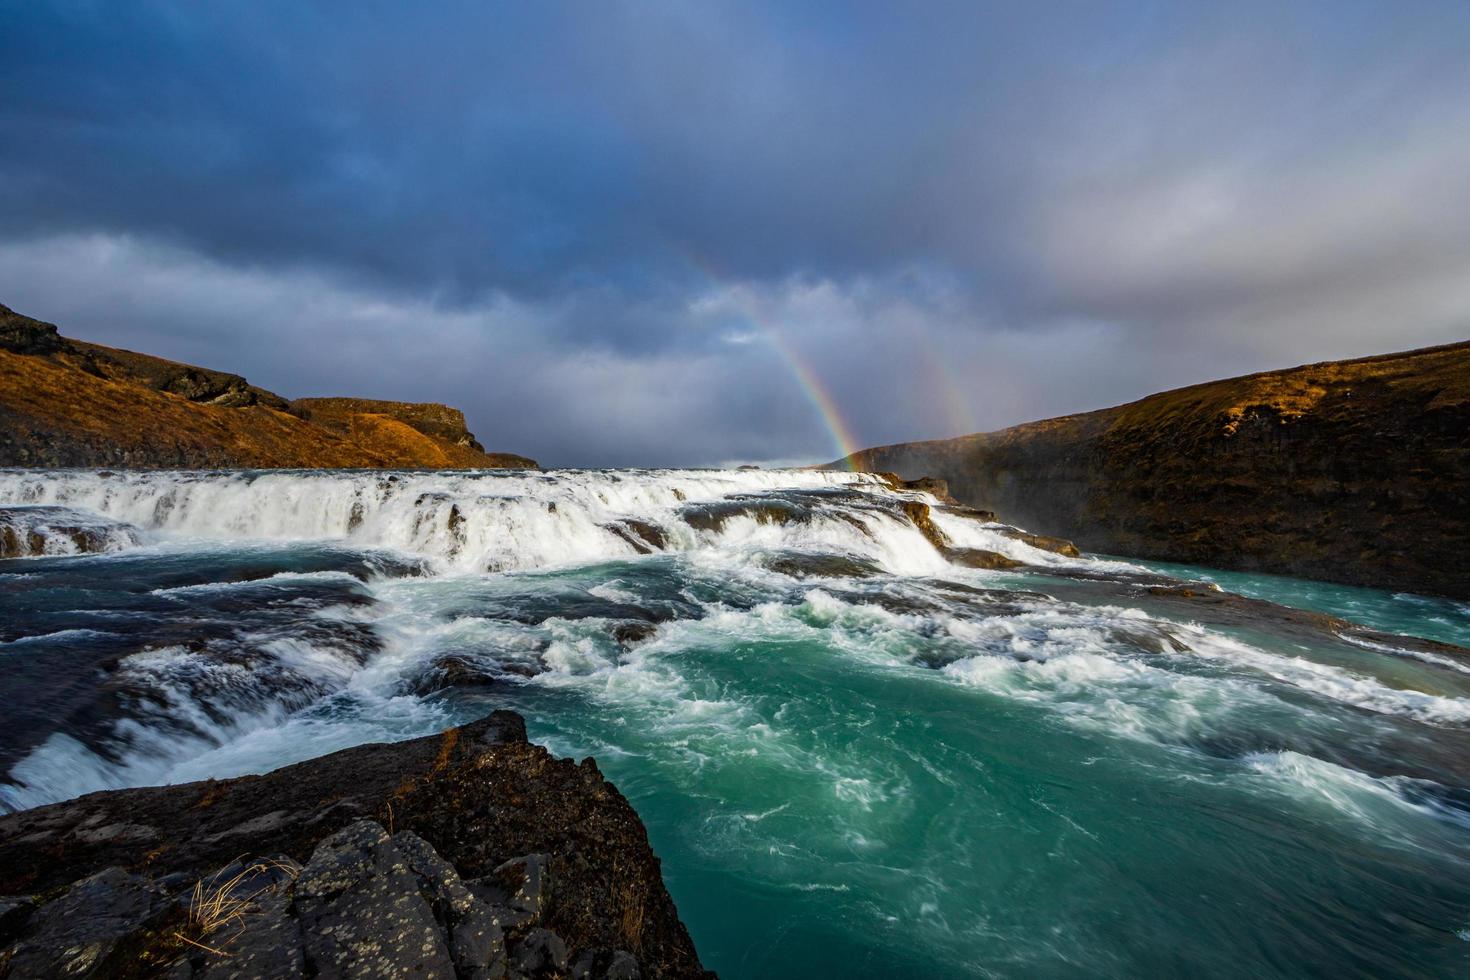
0 711 712 979
0 302 536 470
835 341 1470 598
0 506 142 558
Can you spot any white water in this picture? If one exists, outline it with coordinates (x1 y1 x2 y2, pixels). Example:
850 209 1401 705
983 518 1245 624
0 468 999 573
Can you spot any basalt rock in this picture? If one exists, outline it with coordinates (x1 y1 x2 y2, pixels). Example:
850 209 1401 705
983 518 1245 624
0 301 536 470
835 341 1470 599
0 711 713 979
410 654 503 695
0 306 64 356
603 520 669 555
874 473 958 504
944 548 1023 570
0 507 141 558
763 552 881 579
990 527 1081 558
610 620 661 647
679 500 807 533
896 500 949 552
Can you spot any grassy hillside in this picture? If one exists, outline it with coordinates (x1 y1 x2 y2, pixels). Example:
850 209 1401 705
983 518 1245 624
0 302 536 469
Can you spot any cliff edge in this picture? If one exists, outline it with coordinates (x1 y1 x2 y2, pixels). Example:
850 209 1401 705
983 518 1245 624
835 341 1470 598
0 302 536 470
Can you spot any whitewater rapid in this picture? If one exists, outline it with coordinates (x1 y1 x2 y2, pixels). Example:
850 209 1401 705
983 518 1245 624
0 467 1064 575
3 467 1470 977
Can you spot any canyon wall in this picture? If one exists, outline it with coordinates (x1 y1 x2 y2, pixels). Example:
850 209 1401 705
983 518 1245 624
838 342 1470 598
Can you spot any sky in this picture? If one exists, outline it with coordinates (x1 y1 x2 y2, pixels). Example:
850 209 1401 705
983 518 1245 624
2 1 1468 467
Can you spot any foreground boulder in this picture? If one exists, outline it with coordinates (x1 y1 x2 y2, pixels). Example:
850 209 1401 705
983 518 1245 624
0 712 712 978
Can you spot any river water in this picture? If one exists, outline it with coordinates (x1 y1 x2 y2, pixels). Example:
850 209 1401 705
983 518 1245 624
1 468 1467 977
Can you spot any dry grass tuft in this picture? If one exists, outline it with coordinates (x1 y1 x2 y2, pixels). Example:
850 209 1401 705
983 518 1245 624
174 857 300 958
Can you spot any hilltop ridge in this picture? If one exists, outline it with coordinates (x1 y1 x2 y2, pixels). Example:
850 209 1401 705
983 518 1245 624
0 302 536 470
834 341 1470 598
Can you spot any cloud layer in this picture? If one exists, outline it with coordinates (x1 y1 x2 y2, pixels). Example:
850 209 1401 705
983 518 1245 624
3 1 1468 465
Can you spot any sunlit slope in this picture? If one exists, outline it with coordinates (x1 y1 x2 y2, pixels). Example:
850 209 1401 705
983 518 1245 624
0 302 535 469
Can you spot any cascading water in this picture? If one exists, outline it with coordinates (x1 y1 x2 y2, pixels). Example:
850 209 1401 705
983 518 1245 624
2 467 1469 978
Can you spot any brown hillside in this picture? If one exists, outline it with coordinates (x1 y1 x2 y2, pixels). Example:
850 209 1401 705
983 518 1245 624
0 302 536 469
837 342 1470 598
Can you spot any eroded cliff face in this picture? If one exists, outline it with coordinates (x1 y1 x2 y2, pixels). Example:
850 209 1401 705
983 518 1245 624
839 342 1470 598
0 303 536 470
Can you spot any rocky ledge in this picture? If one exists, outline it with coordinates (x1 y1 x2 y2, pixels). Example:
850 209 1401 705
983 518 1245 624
0 712 712 979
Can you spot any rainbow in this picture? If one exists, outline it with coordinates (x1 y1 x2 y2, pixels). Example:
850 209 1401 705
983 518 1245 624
679 252 861 468
679 251 979 469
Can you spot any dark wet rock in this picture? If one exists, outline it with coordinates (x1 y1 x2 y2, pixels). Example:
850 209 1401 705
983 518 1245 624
0 897 33 947
874 473 958 504
396 830 477 918
827 581 1047 622
449 900 509 980
1144 584 1224 598
763 553 880 579
608 950 643 979
494 853 551 923
293 821 457 978
446 588 703 631
572 949 643 980
1012 564 1470 671
610 621 660 647
603 520 669 554
1139 582 1470 664
468 711 530 748
896 500 950 551
680 499 807 533
1 866 168 978
944 548 1023 570
412 654 502 695
0 506 141 558
0 711 713 978
510 927 569 977
927 580 1055 605
1001 562 1179 589
943 504 999 522
991 526 1081 557
680 490 927 549
193 860 305 980
830 510 874 538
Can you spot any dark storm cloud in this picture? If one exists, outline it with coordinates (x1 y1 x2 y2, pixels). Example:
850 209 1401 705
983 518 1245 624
2 1 1469 465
